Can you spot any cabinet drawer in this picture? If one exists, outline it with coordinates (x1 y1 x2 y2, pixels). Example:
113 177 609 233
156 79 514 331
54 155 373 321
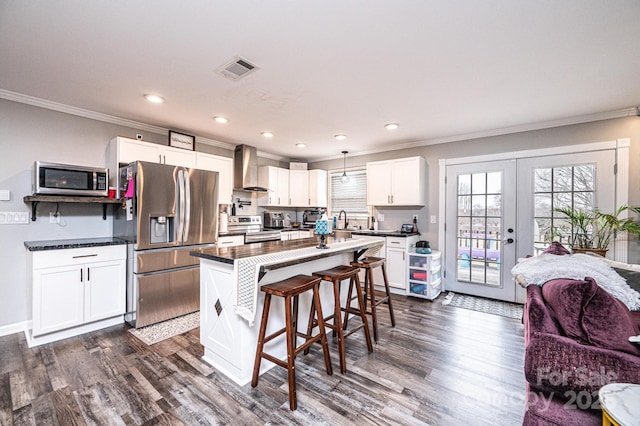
386 237 407 247
217 235 244 247
32 245 126 269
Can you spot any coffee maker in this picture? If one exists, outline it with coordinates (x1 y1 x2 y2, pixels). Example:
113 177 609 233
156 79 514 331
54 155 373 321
302 208 323 227
263 211 284 228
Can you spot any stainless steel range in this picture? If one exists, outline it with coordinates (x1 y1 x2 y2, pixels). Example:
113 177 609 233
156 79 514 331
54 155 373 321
228 215 281 244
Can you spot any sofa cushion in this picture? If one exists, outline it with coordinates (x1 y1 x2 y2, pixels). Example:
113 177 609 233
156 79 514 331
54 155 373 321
581 282 640 357
542 278 595 342
542 277 640 356
542 241 571 256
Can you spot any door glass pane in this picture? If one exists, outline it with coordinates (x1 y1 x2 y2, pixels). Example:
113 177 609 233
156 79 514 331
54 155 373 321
535 168 552 192
458 174 471 195
456 172 502 287
472 173 486 194
553 167 572 191
534 194 552 217
487 172 501 194
574 165 595 191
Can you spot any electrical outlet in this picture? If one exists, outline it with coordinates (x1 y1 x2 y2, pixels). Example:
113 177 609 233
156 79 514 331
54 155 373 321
377 214 384 222
49 212 60 224
412 214 419 222
430 215 437 224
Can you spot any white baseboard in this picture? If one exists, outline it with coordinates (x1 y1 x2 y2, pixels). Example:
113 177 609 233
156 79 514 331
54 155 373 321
0 321 28 337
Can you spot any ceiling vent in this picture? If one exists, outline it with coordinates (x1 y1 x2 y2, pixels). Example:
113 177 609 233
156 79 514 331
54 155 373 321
217 56 259 81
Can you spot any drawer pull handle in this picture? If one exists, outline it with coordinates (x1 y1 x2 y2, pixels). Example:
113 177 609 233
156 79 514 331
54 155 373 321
72 254 98 259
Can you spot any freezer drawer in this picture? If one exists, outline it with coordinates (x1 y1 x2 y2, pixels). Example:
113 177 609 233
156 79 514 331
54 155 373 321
128 267 200 328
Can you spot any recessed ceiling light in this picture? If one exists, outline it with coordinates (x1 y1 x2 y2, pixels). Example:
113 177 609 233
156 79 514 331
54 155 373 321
334 134 347 141
144 94 165 104
384 123 399 130
296 143 306 148
261 131 274 138
213 116 229 124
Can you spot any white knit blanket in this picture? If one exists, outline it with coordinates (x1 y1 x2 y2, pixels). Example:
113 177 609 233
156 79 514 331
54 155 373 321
511 253 640 310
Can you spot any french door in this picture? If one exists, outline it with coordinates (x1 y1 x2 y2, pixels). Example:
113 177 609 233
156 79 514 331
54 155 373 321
445 160 518 301
444 148 617 303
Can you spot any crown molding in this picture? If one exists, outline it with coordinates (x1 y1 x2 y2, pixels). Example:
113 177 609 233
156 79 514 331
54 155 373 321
312 106 638 162
0 89 236 151
2 89 634 162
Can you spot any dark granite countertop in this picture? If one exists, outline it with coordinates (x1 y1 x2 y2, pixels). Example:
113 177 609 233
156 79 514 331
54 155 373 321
191 236 384 265
24 237 127 251
218 231 247 237
352 230 420 237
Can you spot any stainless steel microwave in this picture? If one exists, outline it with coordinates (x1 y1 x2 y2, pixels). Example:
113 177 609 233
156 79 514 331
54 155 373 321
33 161 109 196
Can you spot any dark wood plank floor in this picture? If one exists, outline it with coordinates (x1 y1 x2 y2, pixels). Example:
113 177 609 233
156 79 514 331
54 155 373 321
0 294 526 425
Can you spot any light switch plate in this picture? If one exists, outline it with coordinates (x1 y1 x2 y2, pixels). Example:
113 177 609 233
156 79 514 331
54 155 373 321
0 211 29 224
0 190 10 201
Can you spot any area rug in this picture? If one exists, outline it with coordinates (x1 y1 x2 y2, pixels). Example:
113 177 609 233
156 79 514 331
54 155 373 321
128 311 200 345
441 292 523 320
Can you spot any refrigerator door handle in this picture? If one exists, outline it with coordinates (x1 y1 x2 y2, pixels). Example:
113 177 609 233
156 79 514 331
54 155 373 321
176 169 185 242
183 170 191 242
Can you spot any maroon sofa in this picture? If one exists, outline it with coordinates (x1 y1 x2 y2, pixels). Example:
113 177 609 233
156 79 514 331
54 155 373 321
523 279 640 425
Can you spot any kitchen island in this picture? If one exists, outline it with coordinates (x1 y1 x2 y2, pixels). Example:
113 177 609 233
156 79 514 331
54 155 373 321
190 236 384 385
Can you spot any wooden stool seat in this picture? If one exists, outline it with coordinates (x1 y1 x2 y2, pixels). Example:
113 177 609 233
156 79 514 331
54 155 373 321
251 274 332 411
348 256 395 342
307 265 373 374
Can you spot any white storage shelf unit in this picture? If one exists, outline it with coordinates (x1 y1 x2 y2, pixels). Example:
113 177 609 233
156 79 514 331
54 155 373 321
407 250 442 300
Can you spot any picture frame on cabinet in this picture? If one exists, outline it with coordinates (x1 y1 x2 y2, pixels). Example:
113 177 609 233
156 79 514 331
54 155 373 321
168 130 195 151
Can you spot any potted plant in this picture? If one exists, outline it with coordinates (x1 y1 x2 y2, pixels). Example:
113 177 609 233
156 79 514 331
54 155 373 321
553 205 640 256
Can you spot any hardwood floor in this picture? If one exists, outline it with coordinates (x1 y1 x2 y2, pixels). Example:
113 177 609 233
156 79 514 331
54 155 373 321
0 294 526 425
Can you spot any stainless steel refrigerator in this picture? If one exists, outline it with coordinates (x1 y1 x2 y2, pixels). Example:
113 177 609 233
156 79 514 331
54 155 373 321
114 161 218 327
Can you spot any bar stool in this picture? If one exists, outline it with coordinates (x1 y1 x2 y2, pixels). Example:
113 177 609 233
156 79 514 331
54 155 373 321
347 257 395 342
306 265 373 374
251 274 332 411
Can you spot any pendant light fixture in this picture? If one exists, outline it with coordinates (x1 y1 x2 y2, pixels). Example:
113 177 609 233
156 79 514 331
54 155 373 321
341 151 349 184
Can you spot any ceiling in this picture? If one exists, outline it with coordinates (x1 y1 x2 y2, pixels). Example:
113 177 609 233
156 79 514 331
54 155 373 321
1 1 639 161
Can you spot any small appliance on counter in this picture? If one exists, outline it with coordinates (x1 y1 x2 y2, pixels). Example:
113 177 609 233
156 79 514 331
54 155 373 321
263 211 284 228
302 208 324 228
415 240 432 254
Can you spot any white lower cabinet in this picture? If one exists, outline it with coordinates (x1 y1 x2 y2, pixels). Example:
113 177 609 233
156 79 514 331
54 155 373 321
385 236 420 290
217 235 245 247
29 245 126 342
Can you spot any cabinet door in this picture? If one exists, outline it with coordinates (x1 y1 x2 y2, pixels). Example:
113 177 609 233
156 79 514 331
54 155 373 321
392 157 424 205
386 247 407 289
366 161 392 206
84 260 126 323
289 170 309 207
119 137 162 164
277 168 290 206
309 170 327 207
196 153 233 204
258 166 277 206
163 146 196 167
33 265 84 335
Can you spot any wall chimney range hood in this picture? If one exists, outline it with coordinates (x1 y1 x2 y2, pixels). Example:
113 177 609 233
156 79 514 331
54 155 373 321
234 145 268 192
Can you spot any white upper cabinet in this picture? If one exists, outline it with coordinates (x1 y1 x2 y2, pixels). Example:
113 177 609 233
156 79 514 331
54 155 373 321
195 152 234 205
108 137 196 185
258 166 290 206
309 169 328 207
289 170 309 207
366 156 426 206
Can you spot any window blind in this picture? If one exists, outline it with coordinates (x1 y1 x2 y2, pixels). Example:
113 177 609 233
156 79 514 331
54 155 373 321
329 169 368 219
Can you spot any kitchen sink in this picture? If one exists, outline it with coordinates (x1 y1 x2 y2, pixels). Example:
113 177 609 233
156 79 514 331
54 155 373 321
333 229 352 239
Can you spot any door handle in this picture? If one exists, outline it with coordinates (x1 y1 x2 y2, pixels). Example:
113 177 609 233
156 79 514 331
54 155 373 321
80 269 83 282
87 267 90 281
503 238 514 244
183 170 191 241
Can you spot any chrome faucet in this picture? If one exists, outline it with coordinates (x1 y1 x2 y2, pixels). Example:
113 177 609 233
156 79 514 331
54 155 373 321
338 210 348 229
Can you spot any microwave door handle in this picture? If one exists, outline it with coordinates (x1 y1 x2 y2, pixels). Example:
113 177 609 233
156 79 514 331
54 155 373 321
92 171 97 191
176 170 185 243
183 170 191 242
